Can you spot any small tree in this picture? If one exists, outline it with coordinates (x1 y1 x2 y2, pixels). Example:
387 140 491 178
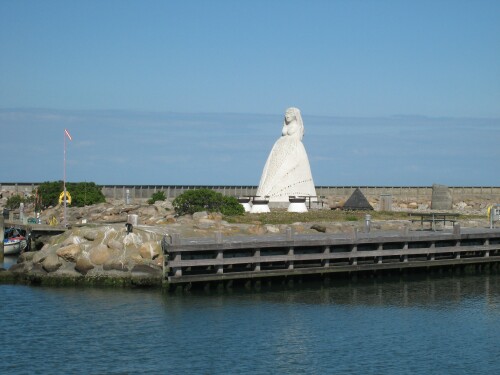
173 189 244 216
6 195 24 210
148 191 167 205
37 181 105 208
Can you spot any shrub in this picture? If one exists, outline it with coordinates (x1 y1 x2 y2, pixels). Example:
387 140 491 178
148 191 167 205
6 195 24 210
173 189 244 216
37 181 106 208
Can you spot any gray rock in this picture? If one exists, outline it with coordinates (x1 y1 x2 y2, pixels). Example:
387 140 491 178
42 253 63 273
56 244 81 263
131 264 162 276
310 224 327 233
9 263 27 273
75 257 95 275
32 247 52 264
83 230 99 241
17 251 36 264
107 239 124 251
193 211 208 220
30 263 48 275
103 261 129 272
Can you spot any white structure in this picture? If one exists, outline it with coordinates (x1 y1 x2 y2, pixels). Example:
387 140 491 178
250 198 270 213
256 107 317 203
237 197 252 212
287 197 308 213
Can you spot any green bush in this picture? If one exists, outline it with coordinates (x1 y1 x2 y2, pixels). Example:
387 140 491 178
37 181 106 208
148 191 167 205
173 189 244 216
6 195 24 210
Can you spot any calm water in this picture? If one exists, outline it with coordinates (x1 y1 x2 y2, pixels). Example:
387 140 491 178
1 271 499 374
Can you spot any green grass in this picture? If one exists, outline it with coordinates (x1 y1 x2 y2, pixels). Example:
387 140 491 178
223 209 480 225
225 210 409 225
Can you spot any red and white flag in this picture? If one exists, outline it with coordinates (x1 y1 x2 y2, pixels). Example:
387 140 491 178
64 128 72 141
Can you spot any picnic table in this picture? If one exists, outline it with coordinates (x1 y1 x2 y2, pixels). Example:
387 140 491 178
408 212 459 231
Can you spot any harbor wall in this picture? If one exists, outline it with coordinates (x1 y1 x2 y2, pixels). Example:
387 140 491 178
1 183 500 202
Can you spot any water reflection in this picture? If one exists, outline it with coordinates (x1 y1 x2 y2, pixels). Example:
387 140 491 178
0 270 498 374
0 255 18 269
172 270 500 312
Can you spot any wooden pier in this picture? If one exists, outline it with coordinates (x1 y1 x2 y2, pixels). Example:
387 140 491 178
163 227 500 285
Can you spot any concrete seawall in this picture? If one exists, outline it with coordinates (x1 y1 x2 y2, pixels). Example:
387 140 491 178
2 183 500 202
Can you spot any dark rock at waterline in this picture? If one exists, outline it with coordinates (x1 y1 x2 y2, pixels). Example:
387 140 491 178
9 263 28 273
75 257 95 275
103 262 129 272
30 263 48 276
42 253 63 273
131 264 161 276
18 251 36 264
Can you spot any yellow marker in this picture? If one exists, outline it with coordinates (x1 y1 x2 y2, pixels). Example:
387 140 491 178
58 191 72 205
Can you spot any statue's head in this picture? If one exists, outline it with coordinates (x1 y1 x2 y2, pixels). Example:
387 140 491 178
283 107 304 140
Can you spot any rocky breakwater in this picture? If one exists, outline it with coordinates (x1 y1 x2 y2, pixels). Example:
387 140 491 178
2 225 164 287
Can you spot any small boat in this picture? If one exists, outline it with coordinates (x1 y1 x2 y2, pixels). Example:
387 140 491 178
3 228 27 256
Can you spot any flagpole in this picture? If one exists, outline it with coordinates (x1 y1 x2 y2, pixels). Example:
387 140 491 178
63 129 67 227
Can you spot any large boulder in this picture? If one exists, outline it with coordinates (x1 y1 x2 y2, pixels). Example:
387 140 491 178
17 251 36 264
75 257 94 275
62 235 83 247
32 246 53 264
193 211 209 220
107 239 124 251
83 230 99 241
42 253 63 273
103 261 129 272
139 241 161 260
89 244 112 265
56 244 82 263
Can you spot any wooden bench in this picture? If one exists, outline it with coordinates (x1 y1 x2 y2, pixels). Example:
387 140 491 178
408 213 459 231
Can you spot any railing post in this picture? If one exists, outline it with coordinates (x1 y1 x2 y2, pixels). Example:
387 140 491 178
350 245 357 265
288 247 294 270
323 246 330 268
402 242 408 262
428 242 435 261
216 250 223 274
171 234 182 277
455 240 461 259
376 244 383 264
254 249 261 271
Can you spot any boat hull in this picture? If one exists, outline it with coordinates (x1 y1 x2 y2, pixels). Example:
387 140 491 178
3 239 26 256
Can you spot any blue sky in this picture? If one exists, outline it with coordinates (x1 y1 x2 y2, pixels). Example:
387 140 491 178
1 1 499 186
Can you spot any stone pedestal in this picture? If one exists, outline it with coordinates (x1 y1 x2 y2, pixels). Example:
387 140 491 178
250 199 270 213
287 197 308 213
237 197 252 213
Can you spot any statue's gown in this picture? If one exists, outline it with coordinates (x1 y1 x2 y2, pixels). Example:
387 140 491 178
256 135 316 202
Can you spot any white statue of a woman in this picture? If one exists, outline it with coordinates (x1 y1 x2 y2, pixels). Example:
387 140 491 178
256 107 317 203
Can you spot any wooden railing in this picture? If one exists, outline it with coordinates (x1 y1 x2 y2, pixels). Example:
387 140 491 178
163 227 500 284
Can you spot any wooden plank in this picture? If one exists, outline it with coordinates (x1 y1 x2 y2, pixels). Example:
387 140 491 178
167 244 498 268
167 256 500 283
165 229 500 253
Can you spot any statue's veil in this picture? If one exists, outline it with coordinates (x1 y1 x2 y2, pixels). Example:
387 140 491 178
284 107 304 140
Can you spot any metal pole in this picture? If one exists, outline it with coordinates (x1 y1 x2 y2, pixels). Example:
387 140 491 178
63 130 67 227
0 216 4 262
